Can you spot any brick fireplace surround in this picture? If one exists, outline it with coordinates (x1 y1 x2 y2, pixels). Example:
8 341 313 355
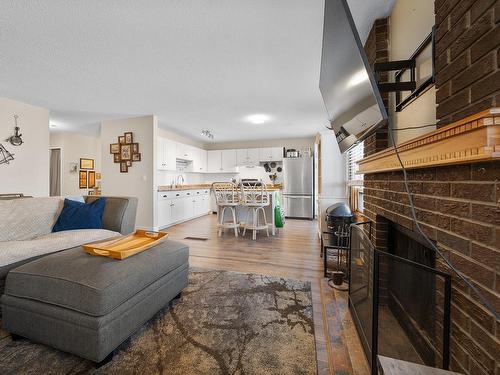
360 1 500 374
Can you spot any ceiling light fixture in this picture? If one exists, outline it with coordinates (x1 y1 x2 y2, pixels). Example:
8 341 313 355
245 114 271 125
201 129 214 139
347 69 369 88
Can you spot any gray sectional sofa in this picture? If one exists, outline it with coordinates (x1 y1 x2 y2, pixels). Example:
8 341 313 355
0 196 138 283
0 195 190 363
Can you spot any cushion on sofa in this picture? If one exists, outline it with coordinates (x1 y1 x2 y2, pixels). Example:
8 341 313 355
0 197 64 241
52 198 107 232
0 229 120 267
4 239 189 316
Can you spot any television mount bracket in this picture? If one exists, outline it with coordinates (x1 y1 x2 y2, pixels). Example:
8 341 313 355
373 59 416 93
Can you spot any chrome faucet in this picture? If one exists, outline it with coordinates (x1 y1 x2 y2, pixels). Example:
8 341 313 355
176 175 185 186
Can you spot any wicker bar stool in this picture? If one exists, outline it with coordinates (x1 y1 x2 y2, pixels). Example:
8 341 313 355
240 181 270 240
212 182 240 237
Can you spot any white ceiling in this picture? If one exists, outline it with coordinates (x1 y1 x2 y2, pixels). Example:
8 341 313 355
0 0 394 142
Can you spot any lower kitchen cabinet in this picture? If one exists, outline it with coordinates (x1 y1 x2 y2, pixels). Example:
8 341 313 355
157 189 211 228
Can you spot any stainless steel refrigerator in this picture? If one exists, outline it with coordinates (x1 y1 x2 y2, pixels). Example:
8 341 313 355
282 157 314 219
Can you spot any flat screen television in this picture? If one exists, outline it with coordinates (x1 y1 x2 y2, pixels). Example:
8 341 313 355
319 0 388 153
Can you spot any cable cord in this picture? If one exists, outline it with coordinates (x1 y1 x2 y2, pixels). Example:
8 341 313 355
387 125 500 320
391 123 437 131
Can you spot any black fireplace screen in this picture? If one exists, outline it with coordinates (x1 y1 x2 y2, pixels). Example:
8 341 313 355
349 223 451 374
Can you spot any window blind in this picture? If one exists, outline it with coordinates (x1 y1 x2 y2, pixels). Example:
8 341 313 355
347 142 364 182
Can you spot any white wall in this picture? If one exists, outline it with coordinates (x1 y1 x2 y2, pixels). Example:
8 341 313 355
0 97 50 196
204 137 314 150
390 0 436 144
49 132 101 196
157 127 204 149
318 132 347 229
101 115 157 230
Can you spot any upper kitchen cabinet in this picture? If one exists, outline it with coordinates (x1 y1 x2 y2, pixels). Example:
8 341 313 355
176 142 194 160
221 149 237 172
259 147 283 162
208 149 237 172
157 137 176 170
236 148 259 166
207 150 221 173
191 147 207 173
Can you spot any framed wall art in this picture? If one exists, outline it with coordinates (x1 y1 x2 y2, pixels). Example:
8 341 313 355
110 143 119 154
124 132 133 144
80 158 94 170
79 170 87 188
120 144 132 161
110 132 140 173
88 171 96 188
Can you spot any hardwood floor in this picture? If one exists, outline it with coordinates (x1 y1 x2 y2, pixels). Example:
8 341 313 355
166 213 370 375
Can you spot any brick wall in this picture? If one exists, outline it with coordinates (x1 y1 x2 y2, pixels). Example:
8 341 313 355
435 0 500 126
363 18 390 156
360 1 500 373
363 163 500 374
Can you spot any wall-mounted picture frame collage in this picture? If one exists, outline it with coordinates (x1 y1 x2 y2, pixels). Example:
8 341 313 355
109 132 141 173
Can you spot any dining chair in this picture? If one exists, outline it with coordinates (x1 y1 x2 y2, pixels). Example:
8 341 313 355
212 182 240 237
240 180 270 240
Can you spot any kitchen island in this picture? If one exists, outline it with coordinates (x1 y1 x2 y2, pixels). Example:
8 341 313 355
217 189 282 236
156 184 283 234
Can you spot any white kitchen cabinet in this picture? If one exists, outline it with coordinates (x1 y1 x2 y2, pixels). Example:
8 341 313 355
193 196 204 216
193 189 211 215
237 148 260 166
208 149 237 172
207 150 222 173
191 147 207 173
157 190 211 228
247 148 260 164
157 198 172 228
259 147 283 162
221 149 237 172
236 149 247 166
157 137 177 170
272 147 283 161
176 143 194 160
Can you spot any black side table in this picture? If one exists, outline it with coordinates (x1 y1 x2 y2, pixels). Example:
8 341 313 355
321 230 350 279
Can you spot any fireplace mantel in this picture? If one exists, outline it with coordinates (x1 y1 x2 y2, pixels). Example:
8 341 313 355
358 108 500 174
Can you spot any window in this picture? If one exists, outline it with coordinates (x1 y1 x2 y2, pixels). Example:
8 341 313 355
347 142 364 213
347 142 364 183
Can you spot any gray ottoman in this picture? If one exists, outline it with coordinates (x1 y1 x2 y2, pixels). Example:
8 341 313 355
1 239 189 363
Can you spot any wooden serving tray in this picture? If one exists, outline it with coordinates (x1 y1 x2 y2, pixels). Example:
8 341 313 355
82 230 168 260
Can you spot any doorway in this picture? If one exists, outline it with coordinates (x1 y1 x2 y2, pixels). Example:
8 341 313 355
49 148 61 196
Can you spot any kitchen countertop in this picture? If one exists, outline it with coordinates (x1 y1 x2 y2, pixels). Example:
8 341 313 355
158 184 282 192
158 184 212 191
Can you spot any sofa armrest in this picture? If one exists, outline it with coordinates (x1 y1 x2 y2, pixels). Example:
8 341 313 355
85 196 138 234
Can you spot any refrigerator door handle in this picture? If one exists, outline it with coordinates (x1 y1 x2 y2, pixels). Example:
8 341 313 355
285 195 312 199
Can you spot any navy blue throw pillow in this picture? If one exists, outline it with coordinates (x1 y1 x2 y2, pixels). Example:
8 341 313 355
52 198 107 232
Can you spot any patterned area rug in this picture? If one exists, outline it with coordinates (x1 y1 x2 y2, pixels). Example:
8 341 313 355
0 269 317 374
